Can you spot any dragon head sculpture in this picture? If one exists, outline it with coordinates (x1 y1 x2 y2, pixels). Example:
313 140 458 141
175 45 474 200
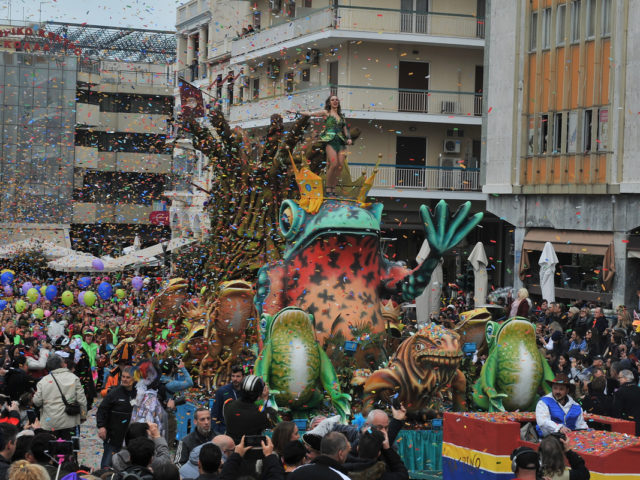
363 323 464 414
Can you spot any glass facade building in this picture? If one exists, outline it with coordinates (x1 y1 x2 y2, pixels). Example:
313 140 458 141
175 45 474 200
0 52 76 223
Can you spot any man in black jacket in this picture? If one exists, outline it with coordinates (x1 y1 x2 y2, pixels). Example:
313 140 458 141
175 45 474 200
344 429 409 480
222 375 275 445
289 432 351 480
97 366 136 468
175 407 214 467
612 369 640 435
0 424 17 480
4 357 35 401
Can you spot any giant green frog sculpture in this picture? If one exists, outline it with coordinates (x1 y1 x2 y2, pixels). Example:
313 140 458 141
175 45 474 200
472 317 555 412
255 306 351 419
255 199 483 350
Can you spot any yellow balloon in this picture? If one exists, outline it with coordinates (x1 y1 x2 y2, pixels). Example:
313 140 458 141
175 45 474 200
27 288 39 304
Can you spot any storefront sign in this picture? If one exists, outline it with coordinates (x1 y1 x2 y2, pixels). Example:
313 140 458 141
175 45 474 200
0 27 83 55
149 211 170 226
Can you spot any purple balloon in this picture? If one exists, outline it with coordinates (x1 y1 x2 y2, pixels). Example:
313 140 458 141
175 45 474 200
132 276 143 291
21 282 33 296
4 285 12 297
92 259 104 271
78 291 86 306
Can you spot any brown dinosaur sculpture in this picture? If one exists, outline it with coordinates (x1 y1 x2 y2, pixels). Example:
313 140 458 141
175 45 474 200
362 323 466 414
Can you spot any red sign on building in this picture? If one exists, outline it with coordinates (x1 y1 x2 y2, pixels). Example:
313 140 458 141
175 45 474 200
149 211 170 226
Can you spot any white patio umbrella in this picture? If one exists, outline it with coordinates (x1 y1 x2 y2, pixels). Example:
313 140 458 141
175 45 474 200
415 239 443 325
468 241 489 306
539 241 559 303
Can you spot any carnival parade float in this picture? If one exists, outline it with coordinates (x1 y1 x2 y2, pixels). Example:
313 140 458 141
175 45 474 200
121 103 638 478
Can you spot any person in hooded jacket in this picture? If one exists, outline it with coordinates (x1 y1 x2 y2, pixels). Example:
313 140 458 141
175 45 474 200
343 429 408 480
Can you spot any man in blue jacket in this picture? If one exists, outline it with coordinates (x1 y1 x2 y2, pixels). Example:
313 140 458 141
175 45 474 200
211 365 244 434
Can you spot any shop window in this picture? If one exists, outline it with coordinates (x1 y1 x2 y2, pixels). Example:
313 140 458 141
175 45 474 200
583 109 593 152
553 112 563 154
597 108 608 151
539 114 549 154
567 111 578 153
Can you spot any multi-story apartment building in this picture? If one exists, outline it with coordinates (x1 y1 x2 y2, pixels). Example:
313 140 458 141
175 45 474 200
0 22 178 256
484 0 639 307
174 0 512 289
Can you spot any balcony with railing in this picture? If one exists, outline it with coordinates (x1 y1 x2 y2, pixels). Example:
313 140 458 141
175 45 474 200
231 5 484 60
100 69 175 88
230 84 482 124
348 163 480 191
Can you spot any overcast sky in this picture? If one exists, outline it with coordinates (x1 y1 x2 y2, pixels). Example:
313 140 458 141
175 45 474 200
2 0 181 31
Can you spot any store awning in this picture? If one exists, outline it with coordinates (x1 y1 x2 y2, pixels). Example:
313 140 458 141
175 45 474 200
523 229 613 255
105 237 197 271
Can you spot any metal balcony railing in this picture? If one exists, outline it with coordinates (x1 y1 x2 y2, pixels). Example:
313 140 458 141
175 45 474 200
231 5 484 57
100 69 175 87
337 6 485 39
348 163 480 191
229 84 482 122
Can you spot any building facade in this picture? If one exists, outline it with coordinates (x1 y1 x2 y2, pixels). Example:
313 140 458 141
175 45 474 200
0 22 177 256
73 59 175 255
484 0 639 307
174 0 514 292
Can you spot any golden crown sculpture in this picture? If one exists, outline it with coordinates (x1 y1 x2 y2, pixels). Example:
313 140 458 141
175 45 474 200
287 150 381 213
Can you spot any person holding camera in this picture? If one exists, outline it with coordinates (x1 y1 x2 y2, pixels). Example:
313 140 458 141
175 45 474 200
538 434 590 480
32 354 86 441
97 366 136 468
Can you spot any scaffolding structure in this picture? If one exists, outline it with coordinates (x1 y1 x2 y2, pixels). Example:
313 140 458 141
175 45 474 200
31 22 176 64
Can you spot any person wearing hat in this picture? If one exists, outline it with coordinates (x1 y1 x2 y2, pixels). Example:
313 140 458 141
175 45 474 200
535 373 588 437
509 446 540 480
81 328 99 368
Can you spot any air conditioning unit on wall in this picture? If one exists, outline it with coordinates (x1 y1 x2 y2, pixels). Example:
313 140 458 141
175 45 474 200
443 139 461 154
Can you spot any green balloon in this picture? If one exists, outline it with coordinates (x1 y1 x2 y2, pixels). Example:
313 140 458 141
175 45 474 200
33 308 44 319
27 288 39 304
61 290 73 307
15 299 26 313
40 286 47 297
84 290 96 307
115 288 126 299
200 286 207 295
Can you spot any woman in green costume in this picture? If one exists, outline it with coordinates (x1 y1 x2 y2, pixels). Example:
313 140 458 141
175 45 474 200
295 95 352 196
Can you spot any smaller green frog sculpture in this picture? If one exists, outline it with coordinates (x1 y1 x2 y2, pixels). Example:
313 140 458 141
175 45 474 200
255 307 351 420
473 317 555 412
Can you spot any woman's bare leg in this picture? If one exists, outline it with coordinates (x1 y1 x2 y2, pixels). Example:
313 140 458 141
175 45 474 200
326 145 339 192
